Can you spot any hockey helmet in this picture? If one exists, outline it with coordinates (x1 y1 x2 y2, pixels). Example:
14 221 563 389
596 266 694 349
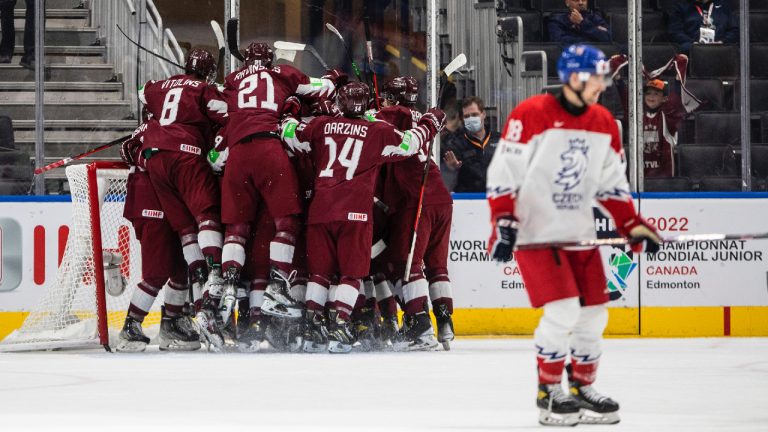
337 82 370 117
244 42 274 68
185 48 217 84
401 75 419 106
556 44 610 84
382 77 407 105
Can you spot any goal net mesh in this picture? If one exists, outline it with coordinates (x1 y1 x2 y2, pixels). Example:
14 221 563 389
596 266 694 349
0 163 160 351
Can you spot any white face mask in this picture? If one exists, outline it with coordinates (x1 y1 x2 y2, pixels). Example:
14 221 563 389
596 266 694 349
464 116 483 133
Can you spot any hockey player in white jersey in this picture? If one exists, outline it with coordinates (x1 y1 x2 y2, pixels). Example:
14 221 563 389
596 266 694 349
486 44 661 426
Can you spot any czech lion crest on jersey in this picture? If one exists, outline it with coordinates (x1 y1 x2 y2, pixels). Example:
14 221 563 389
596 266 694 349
555 138 589 191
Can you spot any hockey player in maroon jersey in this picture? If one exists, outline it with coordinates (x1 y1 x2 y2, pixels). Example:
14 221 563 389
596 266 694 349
138 48 229 348
486 44 661 426
219 42 342 324
116 118 201 352
281 82 446 353
376 76 455 351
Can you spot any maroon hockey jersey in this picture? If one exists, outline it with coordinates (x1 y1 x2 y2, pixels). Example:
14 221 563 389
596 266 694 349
138 74 228 156
376 105 452 211
223 64 335 146
283 116 431 224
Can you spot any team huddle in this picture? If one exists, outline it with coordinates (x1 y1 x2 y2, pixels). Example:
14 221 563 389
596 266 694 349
115 42 452 355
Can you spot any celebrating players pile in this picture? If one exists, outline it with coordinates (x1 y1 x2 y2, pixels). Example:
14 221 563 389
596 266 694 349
114 41 453 356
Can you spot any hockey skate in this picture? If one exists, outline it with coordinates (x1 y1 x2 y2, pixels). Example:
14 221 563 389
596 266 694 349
218 268 239 330
302 311 329 353
537 383 582 427
203 265 225 298
393 312 438 352
353 307 379 352
237 314 268 353
261 268 304 319
569 381 620 424
377 315 399 350
434 303 455 351
159 314 202 351
116 316 150 353
327 312 355 354
193 301 225 352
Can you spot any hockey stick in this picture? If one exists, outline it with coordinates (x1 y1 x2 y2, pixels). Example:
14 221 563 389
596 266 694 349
273 41 330 70
363 11 382 110
33 134 131 175
514 231 768 251
403 53 468 282
210 20 226 71
325 23 363 81
226 19 245 62
116 25 184 69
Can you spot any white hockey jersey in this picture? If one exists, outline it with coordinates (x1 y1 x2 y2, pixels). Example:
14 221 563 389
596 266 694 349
486 93 640 246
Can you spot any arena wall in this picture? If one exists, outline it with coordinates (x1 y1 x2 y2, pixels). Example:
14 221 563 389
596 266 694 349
1 194 767 340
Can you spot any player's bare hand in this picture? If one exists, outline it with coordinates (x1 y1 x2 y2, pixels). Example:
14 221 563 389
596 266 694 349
443 151 462 170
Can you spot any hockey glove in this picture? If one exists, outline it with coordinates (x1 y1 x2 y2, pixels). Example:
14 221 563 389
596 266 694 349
119 137 140 166
322 68 348 88
489 216 517 262
281 96 302 120
311 97 342 118
626 218 662 254
418 108 447 138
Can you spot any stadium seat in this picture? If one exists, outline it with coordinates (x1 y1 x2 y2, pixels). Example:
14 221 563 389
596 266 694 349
608 12 666 44
750 44 768 78
751 145 768 178
529 0 567 12
762 113 768 143
751 13 768 43
694 112 741 145
698 176 745 192
689 44 740 79
643 44 678 71
596 0 658 11
497 0 528 12
523 43 562 77
600 85 624 118
679 145 739 177
644 176 692 192
511 11 544 43
750 80 768 112
684 79 730 111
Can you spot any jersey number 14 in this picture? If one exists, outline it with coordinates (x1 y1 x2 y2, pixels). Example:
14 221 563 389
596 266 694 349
320 137 363 180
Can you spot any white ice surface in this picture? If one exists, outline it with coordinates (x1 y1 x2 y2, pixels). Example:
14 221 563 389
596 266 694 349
0 338 767 431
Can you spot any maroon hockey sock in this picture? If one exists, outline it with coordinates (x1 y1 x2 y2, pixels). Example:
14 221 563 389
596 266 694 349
198 219 223 264
431 297 454 315
128 280 163 322
378 296 398 318
164 279 188 317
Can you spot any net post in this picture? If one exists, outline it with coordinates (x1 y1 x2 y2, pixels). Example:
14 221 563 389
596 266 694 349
87 163 110 349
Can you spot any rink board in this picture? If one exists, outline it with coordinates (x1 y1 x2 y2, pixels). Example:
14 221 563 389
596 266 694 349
1 194 767 339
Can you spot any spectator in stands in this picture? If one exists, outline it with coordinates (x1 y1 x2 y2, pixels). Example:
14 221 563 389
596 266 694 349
441 97 500 193
547 0 610 46
439 103 461 192
611 54 694 178
668 0 738 54
0 0 34 67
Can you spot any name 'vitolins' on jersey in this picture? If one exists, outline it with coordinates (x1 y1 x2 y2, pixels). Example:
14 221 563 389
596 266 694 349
486 94 636 245
282 116 429 225
223 64 335 146
139 75 228 156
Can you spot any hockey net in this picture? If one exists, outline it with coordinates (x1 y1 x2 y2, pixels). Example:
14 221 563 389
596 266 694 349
0 162 160 352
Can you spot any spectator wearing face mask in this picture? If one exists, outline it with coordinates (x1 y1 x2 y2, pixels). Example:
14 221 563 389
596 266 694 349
441 96 501 193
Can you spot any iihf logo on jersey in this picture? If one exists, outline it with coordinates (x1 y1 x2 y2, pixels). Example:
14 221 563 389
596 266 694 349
552 138 589 210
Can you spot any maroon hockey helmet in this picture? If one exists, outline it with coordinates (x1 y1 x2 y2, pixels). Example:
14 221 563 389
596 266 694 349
244 42 274 68
337 82 370 117
402 76 419 106
382 76 407 105
185 48 217 84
